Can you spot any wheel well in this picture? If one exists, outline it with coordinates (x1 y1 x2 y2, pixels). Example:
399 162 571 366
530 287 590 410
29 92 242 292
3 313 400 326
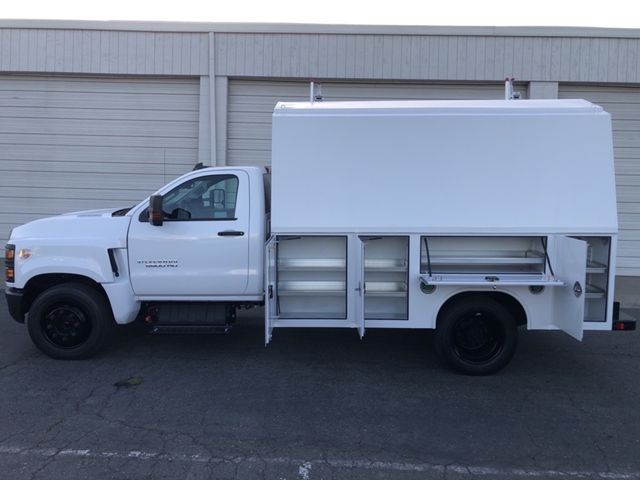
437 291 527 327
22 274 109 315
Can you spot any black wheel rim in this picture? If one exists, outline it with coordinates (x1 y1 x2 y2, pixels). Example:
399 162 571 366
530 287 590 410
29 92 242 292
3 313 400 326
451 312 504 365
41 304 92 349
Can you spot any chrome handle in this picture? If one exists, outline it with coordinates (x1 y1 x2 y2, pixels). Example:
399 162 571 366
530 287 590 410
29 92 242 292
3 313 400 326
573 281 583 298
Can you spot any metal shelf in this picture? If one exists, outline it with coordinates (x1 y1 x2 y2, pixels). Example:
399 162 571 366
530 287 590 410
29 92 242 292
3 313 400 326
426 254 545 266
365 281 407 296
277 281 346 296
364 258 408 271
365 312 408 320
586 261 608 274
365 291 408 297
276 312 347 320
278 258 345 270
420 273 563 287
278 258 407 272
586 284 606 299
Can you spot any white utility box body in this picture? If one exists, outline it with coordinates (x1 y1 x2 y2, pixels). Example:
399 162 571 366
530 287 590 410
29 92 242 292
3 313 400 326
266 99 618 342
272 99 616 235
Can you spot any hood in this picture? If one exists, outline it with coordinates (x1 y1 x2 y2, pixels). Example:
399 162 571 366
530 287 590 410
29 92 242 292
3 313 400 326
61 207 126 218
9 209 132 248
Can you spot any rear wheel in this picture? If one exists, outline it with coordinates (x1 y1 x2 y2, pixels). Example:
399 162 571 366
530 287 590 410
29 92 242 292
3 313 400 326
435 296 517 375
27 283 113 360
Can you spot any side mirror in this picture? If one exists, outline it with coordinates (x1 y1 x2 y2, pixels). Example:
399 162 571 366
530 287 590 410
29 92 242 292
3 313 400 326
149 195 164 226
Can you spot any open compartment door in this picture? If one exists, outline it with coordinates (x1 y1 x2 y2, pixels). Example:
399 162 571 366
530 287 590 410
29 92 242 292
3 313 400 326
551 236 587 341
264 237 277 345
356 238 366 338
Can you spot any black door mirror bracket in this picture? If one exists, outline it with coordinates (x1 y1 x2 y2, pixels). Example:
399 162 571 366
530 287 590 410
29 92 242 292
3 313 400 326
149 195 164 226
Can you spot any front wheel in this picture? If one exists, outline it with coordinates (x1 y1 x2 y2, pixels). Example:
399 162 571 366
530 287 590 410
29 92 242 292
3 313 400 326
435 296 517 375
27 283 114 360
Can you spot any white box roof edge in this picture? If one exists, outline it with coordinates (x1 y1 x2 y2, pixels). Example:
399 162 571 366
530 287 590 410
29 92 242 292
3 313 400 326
273 99 604 116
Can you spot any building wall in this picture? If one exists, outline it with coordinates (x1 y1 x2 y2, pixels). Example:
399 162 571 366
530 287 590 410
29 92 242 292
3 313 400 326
214 32 640 83
0 21 639 274
2 25 640 83
0 75 199 228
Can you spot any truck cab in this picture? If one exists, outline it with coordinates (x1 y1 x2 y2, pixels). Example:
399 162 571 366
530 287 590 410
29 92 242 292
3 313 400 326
127 167 266 298
5 166 268 358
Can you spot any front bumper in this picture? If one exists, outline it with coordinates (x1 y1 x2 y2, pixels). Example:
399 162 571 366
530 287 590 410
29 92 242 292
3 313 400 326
5 288 25 323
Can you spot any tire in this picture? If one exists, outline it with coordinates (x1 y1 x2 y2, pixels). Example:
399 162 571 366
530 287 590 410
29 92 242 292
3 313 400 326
27 283 114 360
435 296 517 375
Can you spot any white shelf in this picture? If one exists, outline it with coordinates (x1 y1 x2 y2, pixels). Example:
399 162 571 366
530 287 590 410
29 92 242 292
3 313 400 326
278 258 345 270
364 258 408 271
586 284 605 299
365 281 407 296
272 319 355 328
365 312 407 320
278 280 345 296
365 292 407 298
586 261 607 274
278 257 407 272
424 253 545 266
276 312 347 320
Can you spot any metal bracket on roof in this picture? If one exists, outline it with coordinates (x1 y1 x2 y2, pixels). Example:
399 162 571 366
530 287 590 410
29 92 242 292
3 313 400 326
309 81 323 103
505 77 522 100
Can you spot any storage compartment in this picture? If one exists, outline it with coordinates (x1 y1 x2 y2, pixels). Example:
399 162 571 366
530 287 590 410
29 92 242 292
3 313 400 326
362 237 408 320
577 236 611 322
276 236 347 319
420 236 546 275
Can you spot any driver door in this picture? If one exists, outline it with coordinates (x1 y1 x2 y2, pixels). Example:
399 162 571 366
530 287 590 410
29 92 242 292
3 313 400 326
128 170 250 297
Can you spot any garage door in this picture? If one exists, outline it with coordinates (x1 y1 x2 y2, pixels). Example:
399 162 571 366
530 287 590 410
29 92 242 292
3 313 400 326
0 75 199 250
559 85 640 276
227 80 526 167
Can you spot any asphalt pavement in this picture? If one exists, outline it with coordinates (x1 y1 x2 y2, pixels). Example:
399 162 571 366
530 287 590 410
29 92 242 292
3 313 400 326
0 294 639 480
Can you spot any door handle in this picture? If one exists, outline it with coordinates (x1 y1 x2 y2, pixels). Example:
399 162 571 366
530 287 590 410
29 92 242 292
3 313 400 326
573 281 583 298
218 230 245 237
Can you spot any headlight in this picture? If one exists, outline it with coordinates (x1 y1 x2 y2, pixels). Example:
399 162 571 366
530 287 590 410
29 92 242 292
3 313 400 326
5 244 15 282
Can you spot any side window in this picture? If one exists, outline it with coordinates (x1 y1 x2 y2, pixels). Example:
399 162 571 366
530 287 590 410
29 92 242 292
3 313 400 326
161 174 239 221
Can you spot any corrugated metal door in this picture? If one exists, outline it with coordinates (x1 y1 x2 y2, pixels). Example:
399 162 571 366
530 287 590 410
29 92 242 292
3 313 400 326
227 80 525 167
0 75 199 249
559 85 640 275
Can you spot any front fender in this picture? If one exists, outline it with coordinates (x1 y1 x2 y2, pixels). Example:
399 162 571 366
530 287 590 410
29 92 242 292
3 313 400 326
14 243 115 289
17 247 140 325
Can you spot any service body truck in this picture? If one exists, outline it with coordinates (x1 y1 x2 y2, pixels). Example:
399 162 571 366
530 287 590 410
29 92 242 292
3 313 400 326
4 99 628 374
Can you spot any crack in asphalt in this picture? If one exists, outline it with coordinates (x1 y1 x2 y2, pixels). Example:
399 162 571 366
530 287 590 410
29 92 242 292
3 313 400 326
594 440 612 474
1 441 640 479
0 354 34 372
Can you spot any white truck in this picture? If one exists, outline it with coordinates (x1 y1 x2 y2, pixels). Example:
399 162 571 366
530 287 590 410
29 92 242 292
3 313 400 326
4 97 633 375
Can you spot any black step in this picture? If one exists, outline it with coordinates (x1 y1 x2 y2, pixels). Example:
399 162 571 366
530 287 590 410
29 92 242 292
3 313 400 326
150 324 233 335
153 302 236 326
